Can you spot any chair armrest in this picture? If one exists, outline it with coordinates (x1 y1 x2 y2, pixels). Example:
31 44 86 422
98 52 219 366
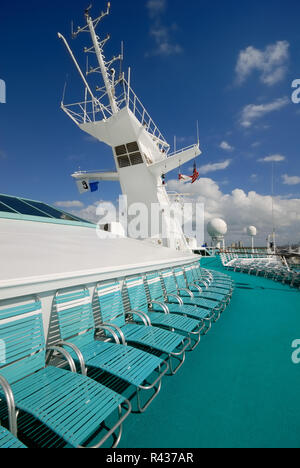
95 325 120 345
56 342 86 376
127 310 151 326
178 288 194 298
150 300 169 314
166 294 183 305
0 375 17 437
189 283 203 293
46 345 77 374
101 323 127 345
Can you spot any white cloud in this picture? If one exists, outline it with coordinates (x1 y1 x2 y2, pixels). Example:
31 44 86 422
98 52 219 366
146 0 166 17
282 174 300 185
67 180 300 245
55 200 84 208
251 141 261 148
219 141 234 151
258 154 286 163
167 177 300 244
69 201 118 224
146 0 183 57
198 159 232 175
240 97 289 128
236 41 290 86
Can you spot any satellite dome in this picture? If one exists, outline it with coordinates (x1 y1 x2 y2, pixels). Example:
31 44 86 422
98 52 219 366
247 226 257 237
207 218 228 237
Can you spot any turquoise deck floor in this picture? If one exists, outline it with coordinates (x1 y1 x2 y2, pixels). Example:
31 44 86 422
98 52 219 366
119 257 300 448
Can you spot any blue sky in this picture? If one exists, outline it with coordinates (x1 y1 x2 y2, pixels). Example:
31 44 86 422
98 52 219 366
0 0 300 244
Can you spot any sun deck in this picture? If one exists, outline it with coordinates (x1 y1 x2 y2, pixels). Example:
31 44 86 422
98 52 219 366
1 252 299 448
118 257 300 448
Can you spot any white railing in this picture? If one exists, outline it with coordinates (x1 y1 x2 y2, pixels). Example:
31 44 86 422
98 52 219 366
62 78 170 151
166 144 199 159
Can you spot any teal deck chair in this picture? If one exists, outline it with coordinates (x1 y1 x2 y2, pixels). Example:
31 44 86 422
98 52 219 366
0 426 26 448
189 263 233 294
96 280 190 375
185 265 232 303
0 296 131 448
161 269 222 320
125 275 203 351
145 271 213 336
196 265 234 288
54 288 168 413
173 267 228 308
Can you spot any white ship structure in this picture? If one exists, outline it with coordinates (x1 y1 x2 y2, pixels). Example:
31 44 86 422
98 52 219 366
59 3 201 251
0 5 202 330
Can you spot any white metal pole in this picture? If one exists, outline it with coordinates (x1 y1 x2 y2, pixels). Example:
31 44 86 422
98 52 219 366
86 15 119 114
58 33 96 104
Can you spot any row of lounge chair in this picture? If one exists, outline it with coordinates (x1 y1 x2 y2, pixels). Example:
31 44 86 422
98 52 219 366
0 262 234 448
223 256 300 288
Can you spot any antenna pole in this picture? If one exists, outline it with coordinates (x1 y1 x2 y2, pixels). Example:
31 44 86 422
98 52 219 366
58 33 97 105
85 9 119 114
271 161 276 252
196 120 200 146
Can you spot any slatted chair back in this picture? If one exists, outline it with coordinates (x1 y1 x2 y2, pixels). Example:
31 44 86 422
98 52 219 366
173 267 188 289
160 269 178 294
192 263 204 281
145 272 166 302
125 276 149 315
0 297 45 386
184 265 195 285
96 280 126 328
54 288 95 345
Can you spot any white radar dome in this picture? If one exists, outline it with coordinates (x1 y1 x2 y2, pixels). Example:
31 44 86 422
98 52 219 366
247 226 257 237
207 218 228 237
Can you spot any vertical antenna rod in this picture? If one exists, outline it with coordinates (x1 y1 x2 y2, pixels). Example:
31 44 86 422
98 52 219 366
85 5 119 114
271 161 276 252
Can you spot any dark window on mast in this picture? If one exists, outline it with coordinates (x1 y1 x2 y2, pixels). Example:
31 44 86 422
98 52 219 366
115 145 127 156
117 155 131 168
126 141 139 153
129 152 143 166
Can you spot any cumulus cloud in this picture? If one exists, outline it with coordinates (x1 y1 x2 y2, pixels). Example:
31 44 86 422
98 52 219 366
146 0 166 17
69 178 300 245
236 40 290 86
146 0 183 56
69 200 118 225
167 177 300 244
239 97 289 128
282 174 300 185
198 159 232 175
258 154 286 163
55 200 84 208
219 141 234 151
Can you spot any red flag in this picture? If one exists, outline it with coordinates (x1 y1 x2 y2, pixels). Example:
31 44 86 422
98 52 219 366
179 162 199 183
179 173 192 182
191 162 199 184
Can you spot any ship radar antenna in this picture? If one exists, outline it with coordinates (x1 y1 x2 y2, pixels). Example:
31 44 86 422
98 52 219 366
71 2 120 115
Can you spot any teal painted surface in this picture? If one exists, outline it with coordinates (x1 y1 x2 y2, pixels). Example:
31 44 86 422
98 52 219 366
119 257 300 448
0 211 96 229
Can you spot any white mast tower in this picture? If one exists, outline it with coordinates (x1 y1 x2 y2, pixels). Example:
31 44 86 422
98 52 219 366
58 3 201 251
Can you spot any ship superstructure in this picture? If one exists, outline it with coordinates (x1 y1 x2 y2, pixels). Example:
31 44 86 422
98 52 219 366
58 3 201 251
